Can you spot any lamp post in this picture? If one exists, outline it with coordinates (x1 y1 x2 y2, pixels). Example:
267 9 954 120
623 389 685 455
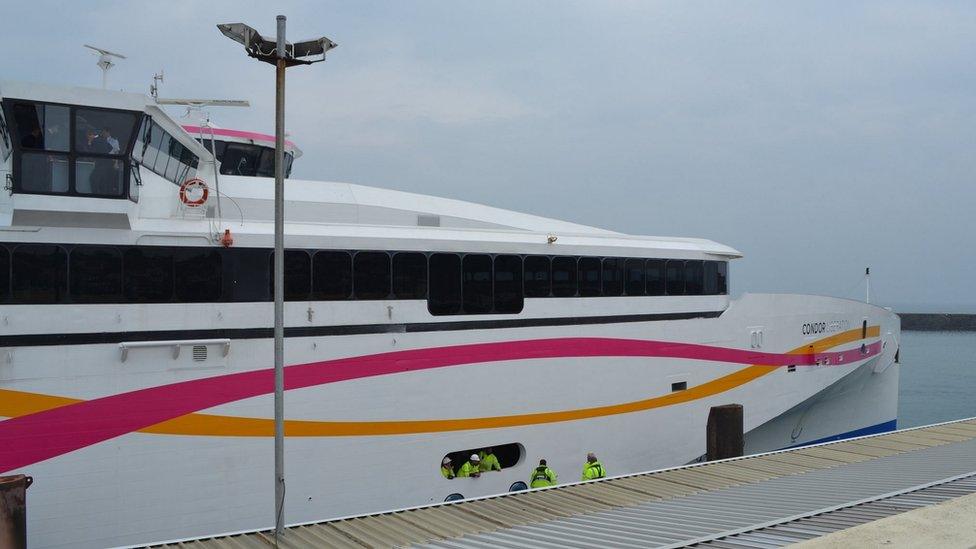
217 17 337 539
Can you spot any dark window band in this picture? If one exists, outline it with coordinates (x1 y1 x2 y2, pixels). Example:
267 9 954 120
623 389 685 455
0 242 729 316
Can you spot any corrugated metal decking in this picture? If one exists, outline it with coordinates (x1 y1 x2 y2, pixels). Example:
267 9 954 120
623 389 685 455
151 418 976 549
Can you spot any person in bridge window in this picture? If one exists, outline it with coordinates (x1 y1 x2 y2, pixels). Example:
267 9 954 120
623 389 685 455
529 459 558 488
20 126 44 149
83 128 103 152
478 447 502 473
101 127 121 154
581 452 606 481
441 457 455 480
457 454 481 478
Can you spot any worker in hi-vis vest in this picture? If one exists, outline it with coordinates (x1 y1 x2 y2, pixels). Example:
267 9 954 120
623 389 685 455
581 452 606 481
478 447 502 472
441 457 455 479
529 459 558 488
457 454 481 478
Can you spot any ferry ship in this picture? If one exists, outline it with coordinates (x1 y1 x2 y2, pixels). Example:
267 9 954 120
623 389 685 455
0 79 900 548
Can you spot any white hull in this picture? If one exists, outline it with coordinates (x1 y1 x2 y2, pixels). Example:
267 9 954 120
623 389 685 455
2 294 899 548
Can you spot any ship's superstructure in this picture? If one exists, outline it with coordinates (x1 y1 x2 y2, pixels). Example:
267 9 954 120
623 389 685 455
0 80 900 549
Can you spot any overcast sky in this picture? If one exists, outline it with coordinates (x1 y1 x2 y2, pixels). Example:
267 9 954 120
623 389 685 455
2 1 974 312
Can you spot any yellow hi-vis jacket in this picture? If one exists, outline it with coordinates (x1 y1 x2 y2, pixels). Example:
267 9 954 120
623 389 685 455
457 461 480 477
529 466 557 488
441 465 455 479
478 451 501 472
581 460 606 481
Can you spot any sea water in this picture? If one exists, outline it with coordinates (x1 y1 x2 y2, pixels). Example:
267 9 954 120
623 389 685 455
898 331 976 428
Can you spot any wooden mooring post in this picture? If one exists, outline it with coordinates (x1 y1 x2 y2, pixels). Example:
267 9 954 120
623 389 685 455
707 404 744 461
0 474 32 549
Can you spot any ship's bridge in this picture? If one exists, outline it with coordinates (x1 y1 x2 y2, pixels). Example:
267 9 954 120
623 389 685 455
0 80 215 226
181 124 301 179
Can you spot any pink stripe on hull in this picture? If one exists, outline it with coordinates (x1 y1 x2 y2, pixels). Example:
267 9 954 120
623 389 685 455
0 337 881 473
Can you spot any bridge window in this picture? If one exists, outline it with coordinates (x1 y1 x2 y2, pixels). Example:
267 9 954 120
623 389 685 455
75 157 123 196
462 254 493 313
75 108 136 155
220 142 263 176
602 258 625 296
70 246 122 302
666 260 685 295
19 152 69 193
11 244 67 303
312 251 352 300
137 119 199 185
393 252 427 299
493 255 523 313
124 247 174 302
8 102 70 194
429 253 461 314
11 102 69 152
199 140 295 178
6 101 142 198
646 259 665 296
625 258 645 296
74 108 137 197
354 252 391 299
551 256 577 297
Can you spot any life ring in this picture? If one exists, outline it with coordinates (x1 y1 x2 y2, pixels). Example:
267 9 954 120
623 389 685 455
179 178 209 207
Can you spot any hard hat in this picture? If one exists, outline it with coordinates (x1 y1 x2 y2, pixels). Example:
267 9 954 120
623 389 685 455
470 454 480 461
442 457 452 465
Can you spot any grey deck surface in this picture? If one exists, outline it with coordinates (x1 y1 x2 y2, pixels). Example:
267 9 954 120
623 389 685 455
152 418 976 549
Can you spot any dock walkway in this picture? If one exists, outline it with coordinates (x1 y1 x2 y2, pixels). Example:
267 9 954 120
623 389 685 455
154 417 976 548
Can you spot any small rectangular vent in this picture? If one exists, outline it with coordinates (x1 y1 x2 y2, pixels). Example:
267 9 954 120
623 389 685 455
418 215 441 227
787 365 796 373
671 381 687 392
192 345 208 361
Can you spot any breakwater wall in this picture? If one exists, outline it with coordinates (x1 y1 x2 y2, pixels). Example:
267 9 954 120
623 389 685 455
900 313 976 331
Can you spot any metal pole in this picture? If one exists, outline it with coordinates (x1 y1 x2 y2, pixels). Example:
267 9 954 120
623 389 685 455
273 14 287 540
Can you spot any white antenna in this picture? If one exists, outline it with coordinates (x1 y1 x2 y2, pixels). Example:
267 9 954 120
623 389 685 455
154 98 250 107
150 71 164 99
865 267 871 304
84 44 127 89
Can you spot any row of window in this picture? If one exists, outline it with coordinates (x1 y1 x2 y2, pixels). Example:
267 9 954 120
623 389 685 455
135 118 200 185
0 244 728 314
2 99 201 200
3 100 141 198
196 139 294 178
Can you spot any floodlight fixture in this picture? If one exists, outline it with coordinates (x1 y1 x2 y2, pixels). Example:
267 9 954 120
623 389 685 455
217 22 336 66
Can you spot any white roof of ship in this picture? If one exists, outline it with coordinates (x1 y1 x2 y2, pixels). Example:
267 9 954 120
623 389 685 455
0 79 742 258
217 175 743 257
